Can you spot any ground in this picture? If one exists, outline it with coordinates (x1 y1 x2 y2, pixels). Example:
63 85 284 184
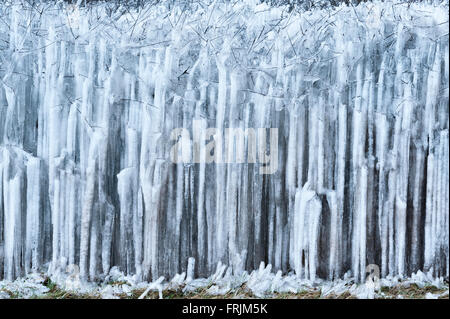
1 273 448 299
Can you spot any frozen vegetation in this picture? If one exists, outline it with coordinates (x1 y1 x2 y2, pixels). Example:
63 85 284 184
0 0 448 295
0 264 448 299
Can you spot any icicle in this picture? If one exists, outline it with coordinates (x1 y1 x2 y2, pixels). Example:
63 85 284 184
25 158 41 274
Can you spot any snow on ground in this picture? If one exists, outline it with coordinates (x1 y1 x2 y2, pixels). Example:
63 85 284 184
0 263 448 299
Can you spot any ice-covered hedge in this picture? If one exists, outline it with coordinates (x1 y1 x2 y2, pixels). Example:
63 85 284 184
0 0 448 283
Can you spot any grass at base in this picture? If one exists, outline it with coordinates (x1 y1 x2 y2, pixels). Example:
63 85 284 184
1 277 448 299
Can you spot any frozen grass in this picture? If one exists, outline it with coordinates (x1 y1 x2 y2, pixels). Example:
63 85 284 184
0 269 448 299
1 280 447 299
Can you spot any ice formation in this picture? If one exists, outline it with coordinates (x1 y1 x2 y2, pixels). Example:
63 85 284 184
0 0 448 285
0 265 448 299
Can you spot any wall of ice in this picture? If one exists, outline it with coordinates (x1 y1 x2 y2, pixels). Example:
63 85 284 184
0 0 448 282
